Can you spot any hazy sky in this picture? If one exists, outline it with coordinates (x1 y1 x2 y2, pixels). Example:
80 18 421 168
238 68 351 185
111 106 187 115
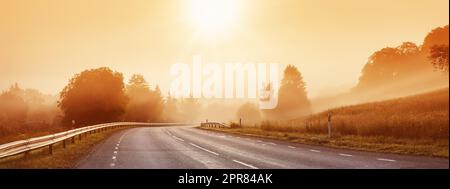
0 0 448 98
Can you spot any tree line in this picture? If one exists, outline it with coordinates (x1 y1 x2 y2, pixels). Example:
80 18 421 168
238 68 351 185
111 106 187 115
1 25 448 131
235 25 449 125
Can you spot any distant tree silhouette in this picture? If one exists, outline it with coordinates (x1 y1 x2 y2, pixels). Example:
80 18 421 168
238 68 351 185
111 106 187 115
429 45 449 73
150 85 164 121
58 67 128 126
236 102 261 126
355 25 449 92
162 93 181 122
180 94 202 122
265 65 311 119
123 74 164 122
0 83 60 126
0 88 28 124
355 42 425 90
422 25 449 52
424 25 449 73
161 92 202 122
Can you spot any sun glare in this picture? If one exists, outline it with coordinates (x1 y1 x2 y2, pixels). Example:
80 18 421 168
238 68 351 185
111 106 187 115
189 0 239 39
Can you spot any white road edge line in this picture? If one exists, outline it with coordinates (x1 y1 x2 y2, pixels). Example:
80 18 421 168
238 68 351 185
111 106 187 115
339 153 353 157
232 160 258 169
189 143 219 156
377 158 396 162
310 149 321 153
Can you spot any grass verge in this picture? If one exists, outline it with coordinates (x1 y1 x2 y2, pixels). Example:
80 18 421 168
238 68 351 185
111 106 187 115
200 127 449 158
0 127 128 169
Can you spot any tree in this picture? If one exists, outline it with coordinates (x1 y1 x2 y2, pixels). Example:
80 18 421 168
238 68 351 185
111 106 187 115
128 74 150 93
423 25 449 73
0 90 28 124
123 75 164 122
265 65 311 119
236 102 261 126
58 67 128 126
162 93 181 122
354 42 428 91
429 45 449 73
148 85 164 121
179 94 202 122
422 25 449 52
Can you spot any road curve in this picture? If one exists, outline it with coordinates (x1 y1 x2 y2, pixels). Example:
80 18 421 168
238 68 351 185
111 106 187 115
76 126 449 169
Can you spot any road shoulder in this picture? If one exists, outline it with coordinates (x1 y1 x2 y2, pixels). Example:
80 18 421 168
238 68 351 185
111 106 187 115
198 126 449 158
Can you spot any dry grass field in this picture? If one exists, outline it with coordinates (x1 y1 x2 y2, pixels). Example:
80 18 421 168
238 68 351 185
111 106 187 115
208 88 449 157
267 88 449 139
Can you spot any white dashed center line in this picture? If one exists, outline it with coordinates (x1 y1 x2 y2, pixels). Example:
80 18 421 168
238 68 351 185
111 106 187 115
189 143 219 156
339 153 353 157
377 158 396 162
112 156 116 160
310 149 321 153
232 160 258 169
110 163 116 167
267 142 277 146
172 136 185 142
288 146 296 149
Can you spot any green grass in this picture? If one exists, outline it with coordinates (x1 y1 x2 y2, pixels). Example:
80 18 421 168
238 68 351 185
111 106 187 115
0 127 127 169
200 127 449 158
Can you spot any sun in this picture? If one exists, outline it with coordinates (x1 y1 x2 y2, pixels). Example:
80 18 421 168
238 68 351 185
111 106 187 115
189 0 239 39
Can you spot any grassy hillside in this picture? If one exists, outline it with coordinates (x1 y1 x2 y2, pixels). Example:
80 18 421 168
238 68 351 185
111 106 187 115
282 88 449 139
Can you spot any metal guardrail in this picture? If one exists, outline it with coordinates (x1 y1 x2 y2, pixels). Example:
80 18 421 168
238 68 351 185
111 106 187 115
200 121 230 128
0 122 196 160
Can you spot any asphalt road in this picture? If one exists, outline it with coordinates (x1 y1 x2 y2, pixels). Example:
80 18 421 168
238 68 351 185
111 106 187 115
76 126 449 169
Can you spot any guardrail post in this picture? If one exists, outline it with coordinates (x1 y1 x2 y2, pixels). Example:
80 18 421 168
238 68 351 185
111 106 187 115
49 144 53 155
327 113 332 138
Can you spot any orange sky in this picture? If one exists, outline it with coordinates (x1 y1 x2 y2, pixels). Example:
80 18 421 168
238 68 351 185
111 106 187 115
0 0 448 98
